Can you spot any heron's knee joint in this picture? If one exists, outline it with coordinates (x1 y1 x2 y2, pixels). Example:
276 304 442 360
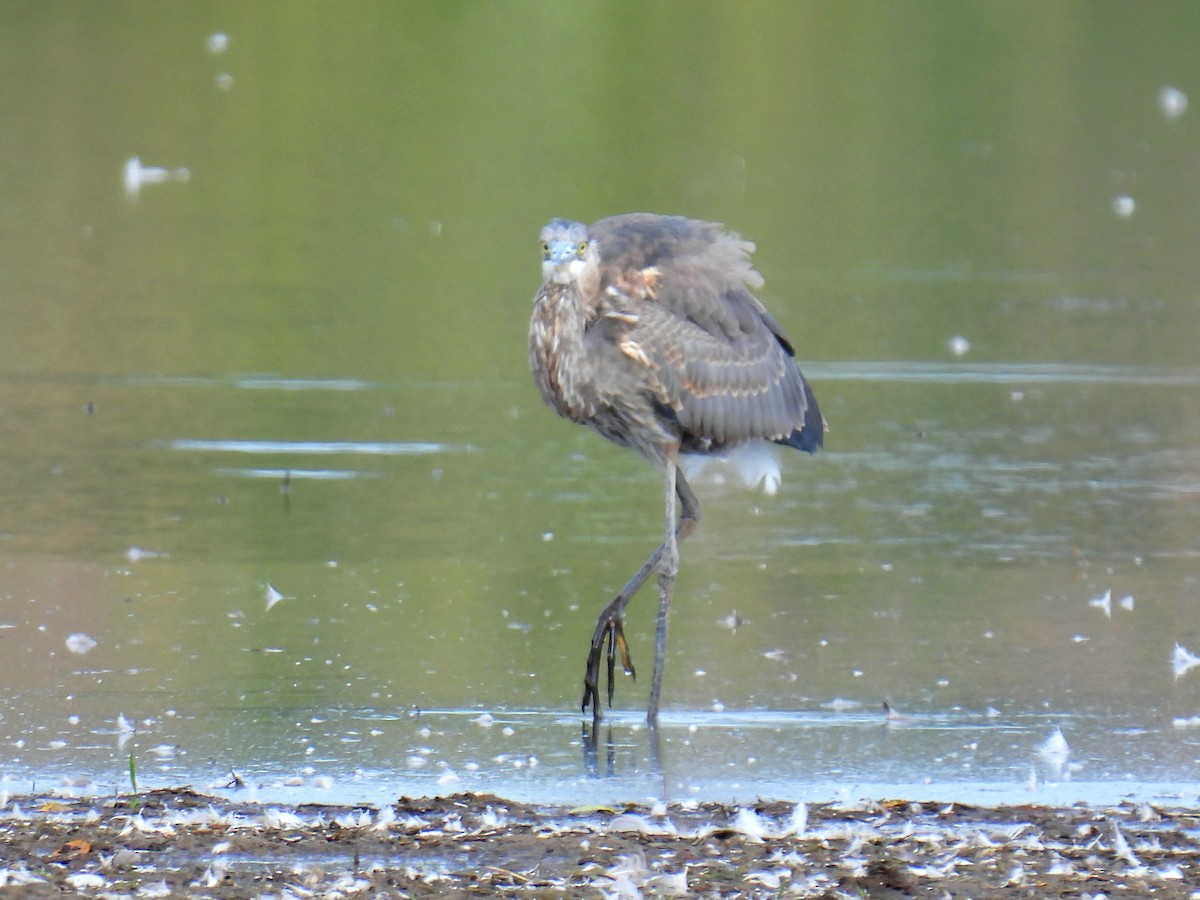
659 548 679 578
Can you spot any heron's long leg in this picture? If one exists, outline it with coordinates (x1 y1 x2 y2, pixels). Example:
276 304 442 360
646 461 678 723
581 461 699 718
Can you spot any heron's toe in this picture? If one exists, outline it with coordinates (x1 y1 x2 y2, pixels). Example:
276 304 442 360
612 619 636 679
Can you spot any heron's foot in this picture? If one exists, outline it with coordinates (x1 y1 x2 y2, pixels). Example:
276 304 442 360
581 615 636 716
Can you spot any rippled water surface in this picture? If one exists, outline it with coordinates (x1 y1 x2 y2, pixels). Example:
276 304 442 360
1 4 1199 807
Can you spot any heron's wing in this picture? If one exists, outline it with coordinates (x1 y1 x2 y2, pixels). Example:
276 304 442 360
590 213 795 352
590 215 820 448
626 300 817 446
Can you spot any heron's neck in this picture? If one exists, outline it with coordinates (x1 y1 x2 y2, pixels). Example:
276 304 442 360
536 281 589 339
530 282 593 420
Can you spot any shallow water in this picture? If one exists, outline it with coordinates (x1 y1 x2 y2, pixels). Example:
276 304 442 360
1 4 1200 808
2 365 1199 808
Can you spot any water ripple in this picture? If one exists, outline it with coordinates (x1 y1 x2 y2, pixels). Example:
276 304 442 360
808 361 1200 386
168 439 456 455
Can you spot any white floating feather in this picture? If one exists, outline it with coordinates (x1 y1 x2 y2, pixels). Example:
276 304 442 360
1112 821 1142 867
1038 727 1070 778
731 807 767 841
66 874 108 890
1159 85 1189 119
1172 643 1200 679
264 583 285 611
65 633 98 654
1088 590 1112 618
786 801 807 837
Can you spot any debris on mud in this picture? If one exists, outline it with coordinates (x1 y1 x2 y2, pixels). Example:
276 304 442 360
0 787 1198 897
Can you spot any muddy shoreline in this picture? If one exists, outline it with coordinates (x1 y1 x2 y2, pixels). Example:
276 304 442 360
0 787 1196 896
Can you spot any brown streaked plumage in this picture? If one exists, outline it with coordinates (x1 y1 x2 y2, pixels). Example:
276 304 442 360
529 213 823 722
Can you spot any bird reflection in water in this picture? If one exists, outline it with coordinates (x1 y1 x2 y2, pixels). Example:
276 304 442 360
581 718 664 789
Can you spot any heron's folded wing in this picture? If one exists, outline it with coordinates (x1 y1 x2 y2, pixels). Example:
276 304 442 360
590 213 820 448
625 302 811 446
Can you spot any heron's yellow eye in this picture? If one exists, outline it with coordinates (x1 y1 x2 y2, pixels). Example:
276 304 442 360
576 241 588 257
541 241 550 258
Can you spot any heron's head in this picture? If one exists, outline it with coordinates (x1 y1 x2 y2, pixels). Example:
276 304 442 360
540 218 597 286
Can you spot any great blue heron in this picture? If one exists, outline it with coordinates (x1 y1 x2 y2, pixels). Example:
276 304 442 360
529 213 823 722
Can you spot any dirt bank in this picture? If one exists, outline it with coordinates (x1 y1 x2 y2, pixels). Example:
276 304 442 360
0 788 1196 897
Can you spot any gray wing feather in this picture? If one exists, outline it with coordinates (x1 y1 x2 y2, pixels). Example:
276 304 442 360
589 213 814 446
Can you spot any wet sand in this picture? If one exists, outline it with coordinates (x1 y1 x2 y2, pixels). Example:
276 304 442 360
1 788 1197 897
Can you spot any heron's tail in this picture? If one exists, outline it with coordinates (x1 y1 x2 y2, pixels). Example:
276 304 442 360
775 378 824 454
